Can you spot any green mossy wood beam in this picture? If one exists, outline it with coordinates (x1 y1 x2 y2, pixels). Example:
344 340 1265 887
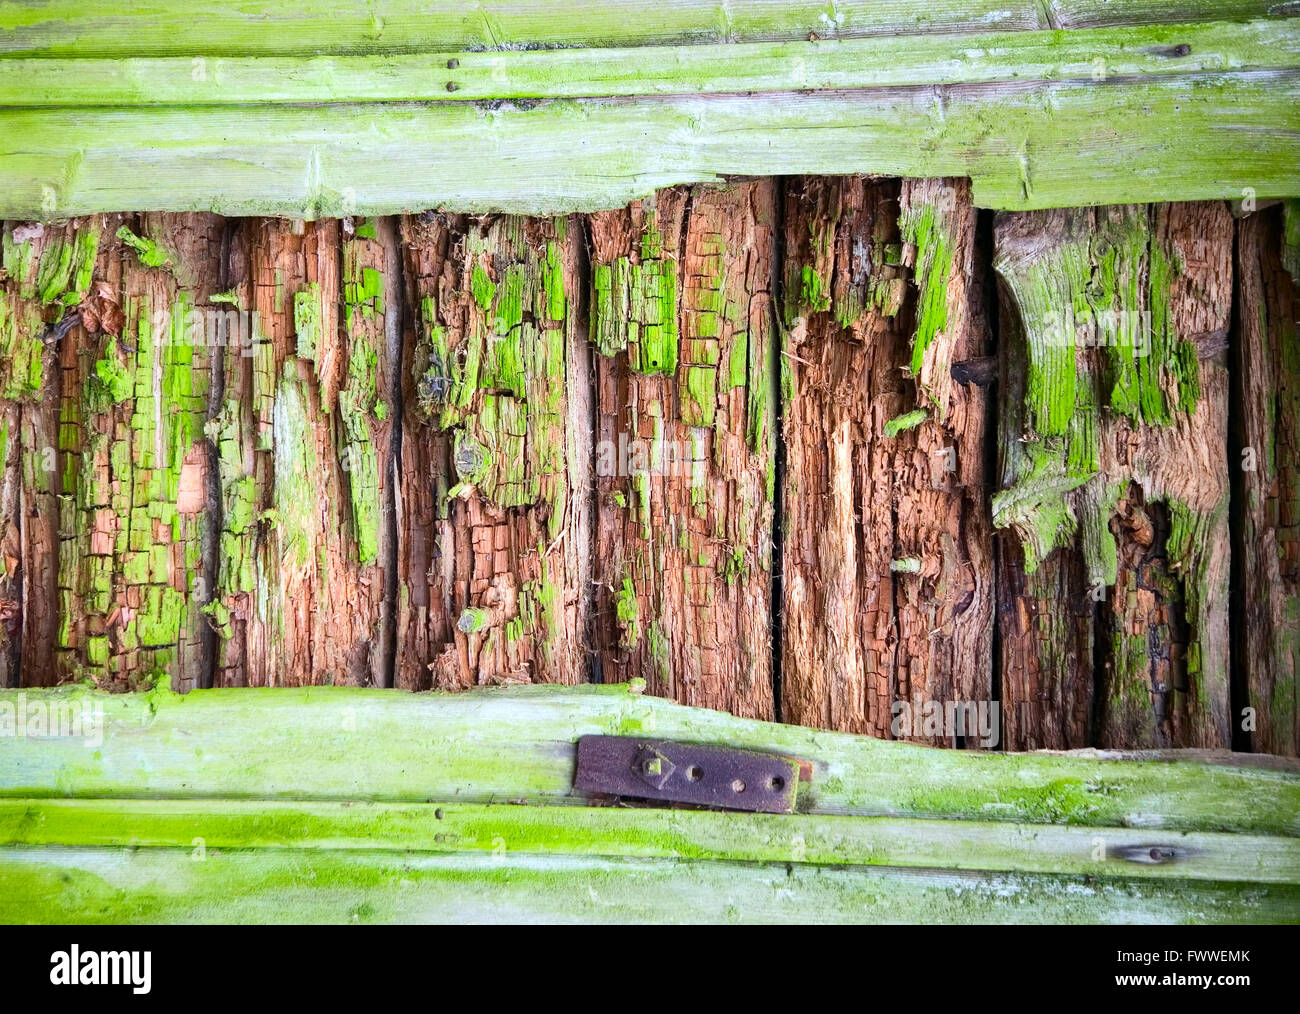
3 682 1298 832
8 21 1297 106
0 682 1298 923
3 2 1284 56
0 8 1297 218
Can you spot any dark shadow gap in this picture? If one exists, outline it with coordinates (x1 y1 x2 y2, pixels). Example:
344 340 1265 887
1226 213 1252 752
769 177 789 724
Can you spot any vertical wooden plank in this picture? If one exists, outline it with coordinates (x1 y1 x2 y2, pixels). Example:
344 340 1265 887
993 203 1232 749
1236 202 1300 756
0 397 18 686
2 219 98 686
780 177 994 741
210 217 391 686
397 213 590 688
393 213 458 690
52 214 224 689
993 209 1096 749
587 182 777 719
897 178 997 743
338 217 398 688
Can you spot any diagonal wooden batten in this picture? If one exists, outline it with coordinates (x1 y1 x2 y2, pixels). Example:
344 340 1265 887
4 20 1297 106
1 683 1298 834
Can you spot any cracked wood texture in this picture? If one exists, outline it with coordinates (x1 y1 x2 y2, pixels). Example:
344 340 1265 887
0 184 1296 758
780 177 994 740
1236 203 1300 756
397 212 590 690
994 203 1233 749
211 217 392 687
587 183 777 718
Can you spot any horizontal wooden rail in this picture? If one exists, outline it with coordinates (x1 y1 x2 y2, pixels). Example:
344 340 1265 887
3 684 1298 832
6 21 1296 106
6 847 1297 923
5 797 1299 884
2 684 1298 922
3 72 1298 217
0 8 1296 215
1 2 1286 57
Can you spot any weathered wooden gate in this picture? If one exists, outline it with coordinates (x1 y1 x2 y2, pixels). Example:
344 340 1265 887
0 1 1298 923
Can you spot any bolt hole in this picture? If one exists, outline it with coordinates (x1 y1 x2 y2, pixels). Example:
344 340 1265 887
687 765 703 782
434 808 444 820
447 58 460 69
768 776 786 792
731 778 746 793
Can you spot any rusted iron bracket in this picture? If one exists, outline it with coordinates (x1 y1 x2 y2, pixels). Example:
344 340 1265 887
574 735 802 813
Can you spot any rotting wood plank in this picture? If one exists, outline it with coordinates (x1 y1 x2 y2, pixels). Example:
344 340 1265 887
994 203 1234 749
0 399 18 686
1236 202 1300 756
780 177 993 741
56 214 224 691
5 2 1280 57
588 183 777 718
209 218 392 687
2 219 93 688
396 212 590 689
3 70 1297 220
1 215 225 690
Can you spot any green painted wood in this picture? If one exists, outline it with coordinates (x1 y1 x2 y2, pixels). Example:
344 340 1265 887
2 683 1298 834
3 70 1298 219
3 847 1297 924
7 21 1294 106
3 798 1298 884
2 2 1282 57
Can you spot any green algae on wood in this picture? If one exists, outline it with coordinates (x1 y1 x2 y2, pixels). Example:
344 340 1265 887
1 682 1298 836
587 184 778 719
4 797 1298 887
10 2 1278 58
12 20 1298 108
2 68 1297 220
394 212 589 689
993 203 1234 749
7 845 1297 925
50 214 222 692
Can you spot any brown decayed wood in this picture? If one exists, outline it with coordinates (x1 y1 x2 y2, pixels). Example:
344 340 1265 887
588 183 777 719
780 177 994 741
1236 205 1300 756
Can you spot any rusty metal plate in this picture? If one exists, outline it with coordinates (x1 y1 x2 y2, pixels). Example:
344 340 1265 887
574 736 801 813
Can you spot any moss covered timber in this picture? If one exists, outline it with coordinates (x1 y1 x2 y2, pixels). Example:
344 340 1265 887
396 212 589 689
210 218 392 688
0 215 225 691
780 178 994 741
1236 204 1300 756
586 184 777 718
994 203 1233 749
